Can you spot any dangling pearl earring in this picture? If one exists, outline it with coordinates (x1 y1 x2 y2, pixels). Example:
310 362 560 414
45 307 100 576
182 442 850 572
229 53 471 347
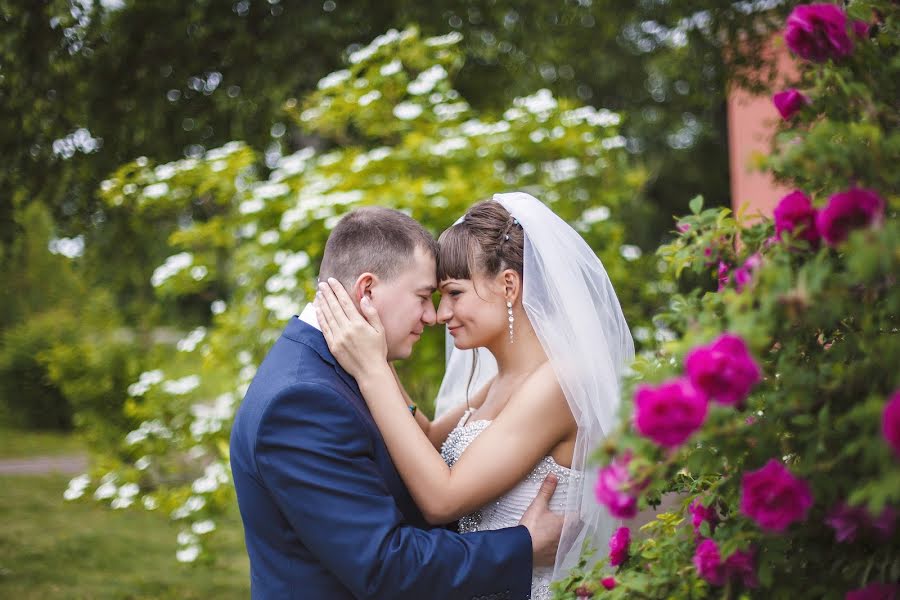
507 300 514 344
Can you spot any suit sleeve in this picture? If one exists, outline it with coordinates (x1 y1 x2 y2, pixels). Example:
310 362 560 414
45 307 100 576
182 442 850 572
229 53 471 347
255 382 533 600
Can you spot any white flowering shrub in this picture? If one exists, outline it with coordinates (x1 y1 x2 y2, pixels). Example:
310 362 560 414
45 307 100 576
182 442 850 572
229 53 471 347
69 27 657 562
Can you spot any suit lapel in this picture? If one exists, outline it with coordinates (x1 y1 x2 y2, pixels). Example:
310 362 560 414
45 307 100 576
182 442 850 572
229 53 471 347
282 317 427 525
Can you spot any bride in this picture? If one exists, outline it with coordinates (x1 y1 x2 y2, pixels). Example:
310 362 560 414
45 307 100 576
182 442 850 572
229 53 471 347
315 192 634 598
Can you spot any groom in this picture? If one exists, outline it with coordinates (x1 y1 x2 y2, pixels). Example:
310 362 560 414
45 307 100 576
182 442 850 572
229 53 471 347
231 206 564 599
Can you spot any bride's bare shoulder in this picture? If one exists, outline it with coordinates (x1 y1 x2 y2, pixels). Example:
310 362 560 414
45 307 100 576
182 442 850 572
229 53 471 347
498 361 574 437
514 361 566 410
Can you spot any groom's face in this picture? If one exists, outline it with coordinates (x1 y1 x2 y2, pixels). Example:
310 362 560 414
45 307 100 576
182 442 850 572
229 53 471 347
369 246 437 360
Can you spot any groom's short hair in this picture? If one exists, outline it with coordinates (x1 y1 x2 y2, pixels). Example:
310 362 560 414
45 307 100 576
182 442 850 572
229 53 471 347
319 207 437 287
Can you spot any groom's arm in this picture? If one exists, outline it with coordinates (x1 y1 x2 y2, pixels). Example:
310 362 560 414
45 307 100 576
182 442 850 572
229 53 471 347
255 382 533 600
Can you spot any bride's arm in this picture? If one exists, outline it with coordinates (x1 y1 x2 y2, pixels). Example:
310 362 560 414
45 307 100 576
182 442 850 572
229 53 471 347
357 362 573 524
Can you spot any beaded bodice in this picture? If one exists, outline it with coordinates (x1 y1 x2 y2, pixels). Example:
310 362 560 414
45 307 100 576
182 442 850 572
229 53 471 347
439 411 578 600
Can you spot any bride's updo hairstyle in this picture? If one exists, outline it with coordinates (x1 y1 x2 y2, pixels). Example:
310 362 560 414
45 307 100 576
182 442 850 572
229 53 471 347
437 199 524 285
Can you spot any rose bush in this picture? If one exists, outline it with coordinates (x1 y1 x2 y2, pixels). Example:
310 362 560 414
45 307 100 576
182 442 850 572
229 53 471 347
555 2 898 598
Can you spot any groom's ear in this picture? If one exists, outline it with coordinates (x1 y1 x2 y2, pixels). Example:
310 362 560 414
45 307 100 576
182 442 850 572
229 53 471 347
352 272 378 304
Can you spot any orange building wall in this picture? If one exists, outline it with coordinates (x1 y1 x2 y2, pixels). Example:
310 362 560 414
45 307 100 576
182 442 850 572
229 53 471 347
727 33 798 221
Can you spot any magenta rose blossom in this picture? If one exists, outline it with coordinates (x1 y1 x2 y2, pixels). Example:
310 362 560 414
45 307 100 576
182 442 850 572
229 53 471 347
725 548 759 588
732 253 762 292
826 502 898 542
690 499 719 536
816 187 886 246
693 539 725 585
774 190 820 246
883 391 900 456
595 455 639 519
717 261 730 291
852 20 870 39
846 583 899 600
685 334 761 406
740 459 813 532
870 506 898 539
784 3 853 62
634 378 708 447
773 89 811 120
826 502 868 542
608 526 630 567
601 577 617 590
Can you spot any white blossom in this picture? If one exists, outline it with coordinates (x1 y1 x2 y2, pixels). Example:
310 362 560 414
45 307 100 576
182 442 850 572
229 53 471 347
48 235 85 259
424 32 463 46
176 545 200 563
63 474 91 501
192 520 216 535
380 59 402 76
177 327 207 352
514 89 557 115
162 375 200 395
407 65 447 95
317 69 350 90
210 300 226 315
143 182 169 199
358 90 381 107
190 265 208 281
151 252 193 287
393 102 423 120
127 369 164 397
620 244 643 261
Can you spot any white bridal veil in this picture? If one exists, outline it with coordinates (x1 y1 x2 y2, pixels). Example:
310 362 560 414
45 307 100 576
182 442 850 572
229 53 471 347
433 191 635 581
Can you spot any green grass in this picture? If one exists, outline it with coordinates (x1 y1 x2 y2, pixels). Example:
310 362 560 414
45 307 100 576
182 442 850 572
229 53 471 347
0 427 86 459
0 475 250 599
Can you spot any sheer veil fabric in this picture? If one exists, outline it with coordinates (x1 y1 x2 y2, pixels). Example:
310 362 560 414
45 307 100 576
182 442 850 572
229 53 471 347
433 192 635 581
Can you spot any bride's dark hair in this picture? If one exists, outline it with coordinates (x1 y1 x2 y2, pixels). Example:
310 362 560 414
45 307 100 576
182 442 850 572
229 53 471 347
436 199 525 404
436 199 524 283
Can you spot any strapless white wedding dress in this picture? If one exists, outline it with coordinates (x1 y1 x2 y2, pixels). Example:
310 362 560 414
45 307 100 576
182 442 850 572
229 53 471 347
440 411 578 600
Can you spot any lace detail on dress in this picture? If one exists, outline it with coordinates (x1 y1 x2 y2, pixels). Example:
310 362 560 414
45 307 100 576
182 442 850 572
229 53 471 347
439 413 580 600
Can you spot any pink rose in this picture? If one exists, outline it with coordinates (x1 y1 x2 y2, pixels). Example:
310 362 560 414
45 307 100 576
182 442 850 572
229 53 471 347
773 89 811 120
785 3 853 63
717 261 730 291
731 253 762 292
601 577 616 590
846 583 899 600
883 391 900 456
774 190 820 247
816 187 885 246
725 548 759 588
853 20 871 39
826 502 868 542
826 502 898 543
740 459 813 532
574 585 594 598
693 539 725 585
685 334 761 406
634 378 708 448
608 526 630 566
869 506 898 539
689 499 718 536
595 455 640 519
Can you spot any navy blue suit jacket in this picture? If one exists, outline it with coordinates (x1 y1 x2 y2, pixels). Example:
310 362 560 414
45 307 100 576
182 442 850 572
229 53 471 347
230 317 533 599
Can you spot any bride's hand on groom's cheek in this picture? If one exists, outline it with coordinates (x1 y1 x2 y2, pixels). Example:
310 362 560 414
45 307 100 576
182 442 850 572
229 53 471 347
315 278 388 378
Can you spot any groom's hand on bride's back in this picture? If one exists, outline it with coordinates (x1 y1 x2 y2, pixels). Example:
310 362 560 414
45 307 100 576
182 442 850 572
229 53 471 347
518 473 564 567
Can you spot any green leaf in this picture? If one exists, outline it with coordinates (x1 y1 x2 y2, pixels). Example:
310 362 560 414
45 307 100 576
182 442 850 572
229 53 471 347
689 195 704 215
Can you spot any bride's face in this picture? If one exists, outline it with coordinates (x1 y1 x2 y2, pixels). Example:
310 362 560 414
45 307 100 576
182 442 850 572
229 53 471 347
437 273 508 349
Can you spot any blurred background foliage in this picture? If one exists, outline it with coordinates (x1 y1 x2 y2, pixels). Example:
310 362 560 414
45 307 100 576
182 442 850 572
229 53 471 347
1 0 807 572
1 0 793 435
